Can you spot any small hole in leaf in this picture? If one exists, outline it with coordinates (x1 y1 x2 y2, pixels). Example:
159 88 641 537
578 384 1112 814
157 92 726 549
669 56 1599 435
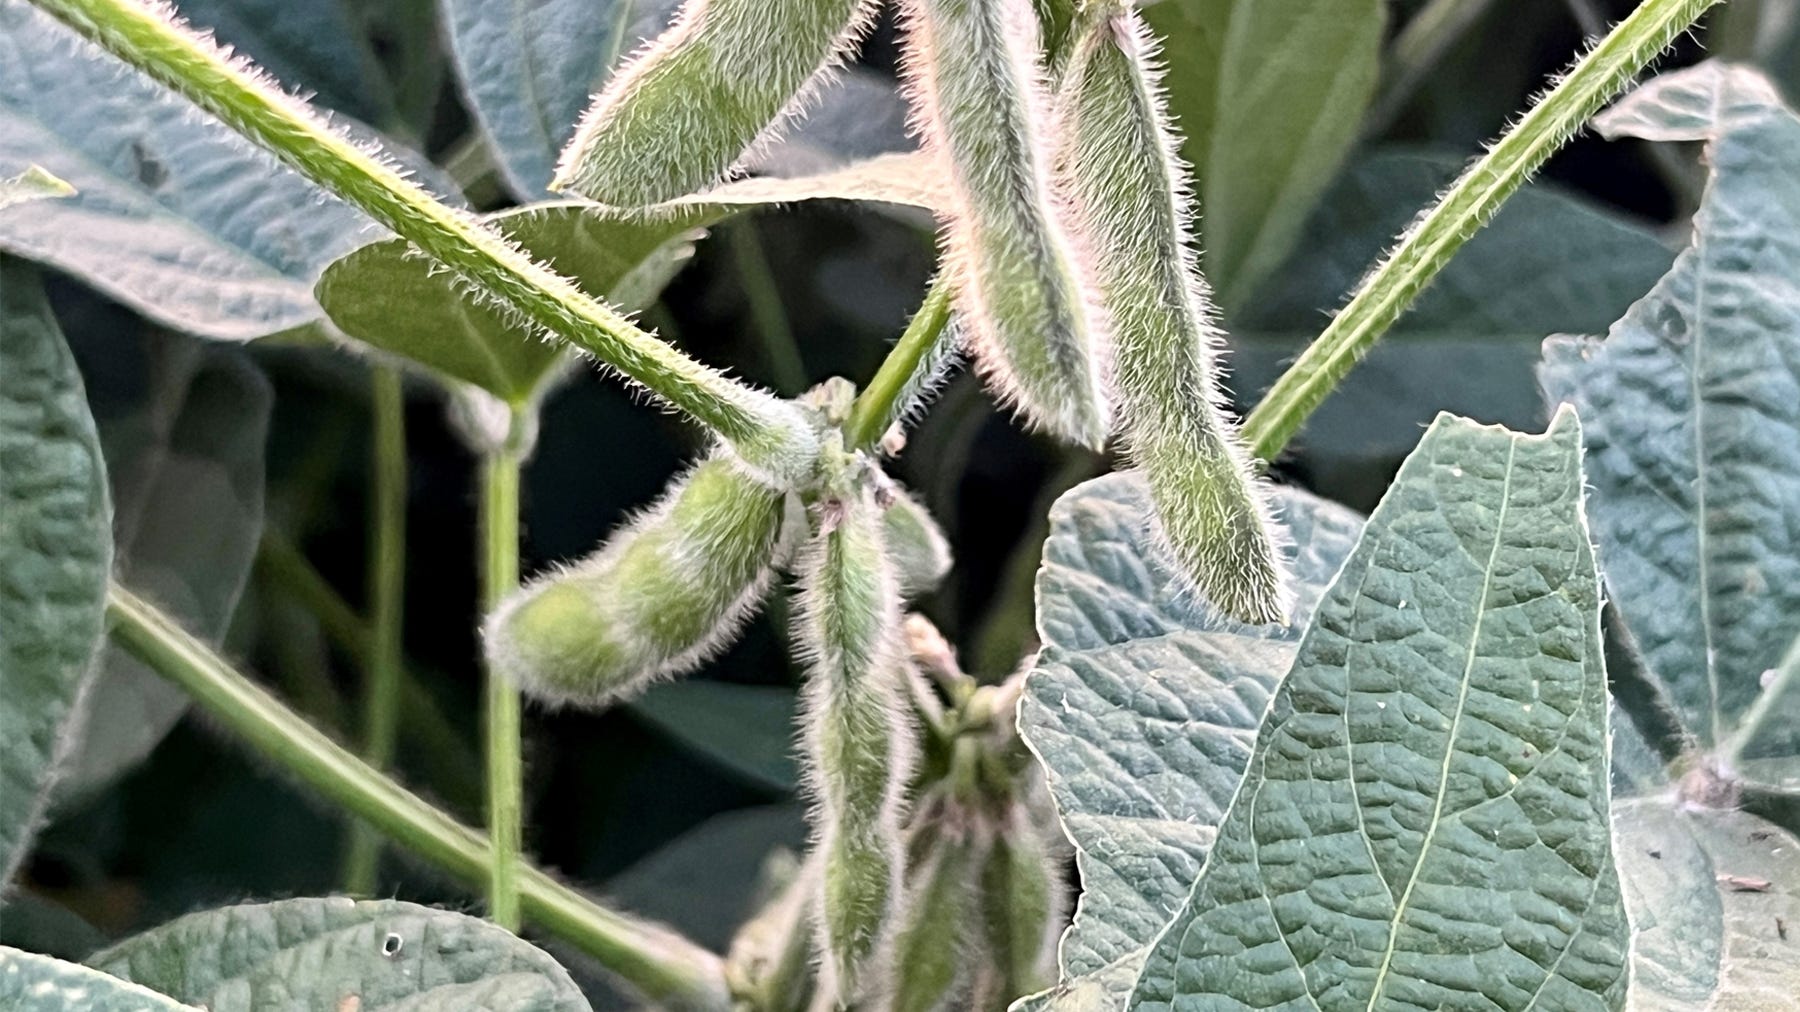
381 933 404 957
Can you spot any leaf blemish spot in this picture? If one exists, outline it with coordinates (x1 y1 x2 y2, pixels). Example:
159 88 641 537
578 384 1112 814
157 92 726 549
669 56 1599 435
381 932 404 957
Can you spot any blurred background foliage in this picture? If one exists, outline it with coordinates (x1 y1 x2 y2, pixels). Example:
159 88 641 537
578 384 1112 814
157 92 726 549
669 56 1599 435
3 0 1793 1004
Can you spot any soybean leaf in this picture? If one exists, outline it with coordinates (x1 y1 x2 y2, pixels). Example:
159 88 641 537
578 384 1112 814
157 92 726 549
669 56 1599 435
0 0 390 341
0 165 74 210
742 69 913 177
172 0 397 125
1230 151 1673 463
628 682 800 793
0 947 197 1010
317 202 700 405
1017 475 1364 981
1144 0 1385 309
1540 63 1800 757
0 257 111 888
605 804 808 951
1127 410 1627 1011
55 332 271 801
1614 801 1800 1008
89 898 590 1012
442 0 681 198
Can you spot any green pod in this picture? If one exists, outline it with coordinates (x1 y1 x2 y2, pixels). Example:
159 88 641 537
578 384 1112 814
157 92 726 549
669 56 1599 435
885 822 985 1012
1054 9 1289 624
485 451 787 708
972 803 1064 1007
554 0 882 206
797 486 916 1001
882 485 952 599
897 0 1112 448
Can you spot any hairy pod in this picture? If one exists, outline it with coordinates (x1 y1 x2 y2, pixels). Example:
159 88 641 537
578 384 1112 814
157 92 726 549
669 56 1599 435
885 819 986 1012
1054 9 1290 624
726 852 820 1012
881 485 952 599
797 485 916 1001
971 801 1065 1007
485 451 787 708
554 0 882 206
897 0 1112 448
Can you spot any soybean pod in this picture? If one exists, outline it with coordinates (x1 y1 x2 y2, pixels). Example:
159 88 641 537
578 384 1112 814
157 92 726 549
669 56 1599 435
484 449 787 708
796 484 916 1001
897 0 1112 448
554 0 882 206
1054 9 1290 624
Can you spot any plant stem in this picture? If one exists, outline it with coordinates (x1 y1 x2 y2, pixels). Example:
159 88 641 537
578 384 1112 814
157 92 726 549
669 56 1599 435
845 278 955 450
728 218 808 395
29 0 816 481
1240 0 1721 461
107 584 732 1011
1725 634 1800 766
482 440 524 931
343 365 409 894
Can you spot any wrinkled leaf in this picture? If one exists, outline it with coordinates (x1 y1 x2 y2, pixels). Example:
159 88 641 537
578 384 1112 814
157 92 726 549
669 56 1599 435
1018 475 1364 981
627 681 799 792
1615 800 1800 1009
317 202 700 404
1231 151 1673 462
1540 63 1800 756
0 0 391 341
1125 410 1628 1011
0 946 196 1010
55 333 271 801
442 0 681 197
1144 0 1385 308
0 257 111 887
89 897 589 1011
0 165 74 210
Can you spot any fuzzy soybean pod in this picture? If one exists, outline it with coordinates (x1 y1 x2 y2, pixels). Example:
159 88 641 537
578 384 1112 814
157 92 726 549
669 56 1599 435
1055 9 1290 624
797 486 917 1001
886 822 985 1012
485 451 787 708
553 0 881 206
897 0 1112 449
972 803 1064 1006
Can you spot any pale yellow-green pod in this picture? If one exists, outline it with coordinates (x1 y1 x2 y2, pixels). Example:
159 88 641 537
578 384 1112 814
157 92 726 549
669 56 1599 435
554 0 883 206
1054 8 1290 624
484 450 788 708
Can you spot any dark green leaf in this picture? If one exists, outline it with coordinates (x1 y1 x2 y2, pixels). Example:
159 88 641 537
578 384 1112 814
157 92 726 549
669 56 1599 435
629 681 799 793
605 805 808 952
0 947 195 1010
1128 410 1627 1011
90 898 590 1011
0 256 111 887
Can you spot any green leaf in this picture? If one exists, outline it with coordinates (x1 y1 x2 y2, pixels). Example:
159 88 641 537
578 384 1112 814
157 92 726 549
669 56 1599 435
1018 475 1364 982
441 0 679 197
627 681 800 792
55 332 271 801
0 165 75 210
316 202 700 405
0 0 389 340
1 256 111 888
1143 0 1385 309
89 898 591 1012
1230 151 1673 463
1125 410 1628 1011
0 946 196 1010
1539 63 1800 756
1615 800 1800 1008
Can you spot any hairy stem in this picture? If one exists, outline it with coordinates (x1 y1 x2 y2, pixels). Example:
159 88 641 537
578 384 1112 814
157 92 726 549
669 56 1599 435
107 584 732 1011
482 442 525 931
845 278 955 451
343 365 409 894
28 0 816 480
1241 0 1721 460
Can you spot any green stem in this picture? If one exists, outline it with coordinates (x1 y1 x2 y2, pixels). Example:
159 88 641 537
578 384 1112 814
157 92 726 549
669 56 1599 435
728 219 808 395
107 584 731 1010
343 365 409 894
845 278 955 450
1725 633 1800 766
481 440 525 931
1240 0 1721 461
30 0 815 481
